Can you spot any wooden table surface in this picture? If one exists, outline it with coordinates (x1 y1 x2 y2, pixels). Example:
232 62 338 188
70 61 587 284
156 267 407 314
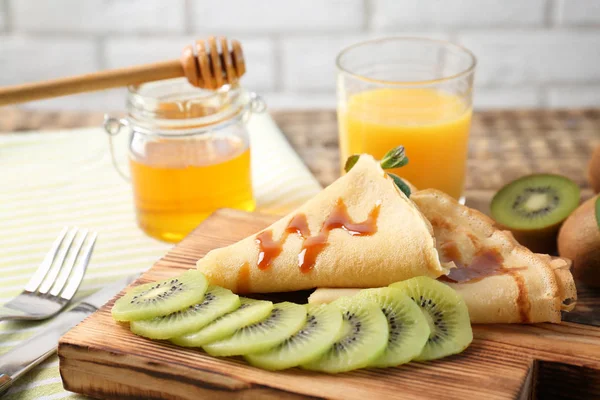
1 107 597 212
3 107 600 398
59 209 600 400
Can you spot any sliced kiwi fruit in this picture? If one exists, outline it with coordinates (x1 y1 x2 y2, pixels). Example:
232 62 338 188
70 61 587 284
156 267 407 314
301 296 388 373
203 302 307 357
129 286 240 339
356 287 430 368
490 174 580 253
171 298 274 347
112 270 208 322
390 276 472 361
245 303 343 371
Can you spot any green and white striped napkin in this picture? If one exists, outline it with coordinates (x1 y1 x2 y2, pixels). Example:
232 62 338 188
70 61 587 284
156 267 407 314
0 112 322 399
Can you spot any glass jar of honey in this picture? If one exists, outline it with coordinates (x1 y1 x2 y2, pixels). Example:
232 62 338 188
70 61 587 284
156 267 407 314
104 78 264 243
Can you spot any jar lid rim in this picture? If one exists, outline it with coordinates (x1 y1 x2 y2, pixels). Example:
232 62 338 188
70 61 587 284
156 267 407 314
126 78 251 136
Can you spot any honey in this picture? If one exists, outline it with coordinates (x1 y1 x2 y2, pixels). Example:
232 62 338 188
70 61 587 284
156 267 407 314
105 78 263 243
130 136 255 242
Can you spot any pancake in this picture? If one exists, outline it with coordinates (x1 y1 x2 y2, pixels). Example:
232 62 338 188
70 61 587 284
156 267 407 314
412 189 576 323
197 155 446 293
538 255 577 312
308 190 577 324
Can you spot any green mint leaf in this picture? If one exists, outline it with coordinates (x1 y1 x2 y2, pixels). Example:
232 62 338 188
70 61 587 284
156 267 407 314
344 155 360 173
388 173 411 198
380 146 409 170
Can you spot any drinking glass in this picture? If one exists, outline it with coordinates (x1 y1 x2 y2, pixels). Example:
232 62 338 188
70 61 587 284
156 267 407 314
336 37 476 199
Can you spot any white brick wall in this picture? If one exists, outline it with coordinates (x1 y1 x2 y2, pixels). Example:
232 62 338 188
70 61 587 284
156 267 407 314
547 85 600 108
371 0 547 30
189 0 364 33
0 0 6 31
1 0 599 111
458 31 600 86
282 35 367 92
0 37 98 85
11 0 185 34
475 88 541 109
555 0 600 26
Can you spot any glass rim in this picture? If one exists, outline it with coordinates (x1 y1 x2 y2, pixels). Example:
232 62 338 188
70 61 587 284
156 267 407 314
335 36 477 85
125 78 251 136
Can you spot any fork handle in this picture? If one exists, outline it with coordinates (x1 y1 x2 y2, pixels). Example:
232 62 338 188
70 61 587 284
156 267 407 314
0 374 11 396
0 305 92 395
0 306 28 322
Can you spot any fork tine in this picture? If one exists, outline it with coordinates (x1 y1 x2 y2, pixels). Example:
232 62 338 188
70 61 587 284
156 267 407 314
60 232 97 301
49 229 88 297
24 227 69 293
38 228 78 294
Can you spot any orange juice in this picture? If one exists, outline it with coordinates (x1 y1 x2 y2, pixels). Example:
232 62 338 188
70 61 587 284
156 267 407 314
130 136 255 242
339 88 472 199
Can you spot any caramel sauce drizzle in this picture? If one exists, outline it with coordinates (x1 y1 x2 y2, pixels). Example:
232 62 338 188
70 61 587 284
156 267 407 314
511 272 531 323
439 241 531 322
441 242 507 283
255 198 381 274
237 262 251 294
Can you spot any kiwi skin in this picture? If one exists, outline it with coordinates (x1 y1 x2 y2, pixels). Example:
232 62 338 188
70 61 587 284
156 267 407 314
589 145 600 194
558 195 600 288
498 224 559 255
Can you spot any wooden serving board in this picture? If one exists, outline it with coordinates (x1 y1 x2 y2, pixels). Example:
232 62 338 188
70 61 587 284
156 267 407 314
58 209 600 400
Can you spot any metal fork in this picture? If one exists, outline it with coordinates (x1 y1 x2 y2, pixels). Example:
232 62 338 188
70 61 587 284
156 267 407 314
0 227 97 322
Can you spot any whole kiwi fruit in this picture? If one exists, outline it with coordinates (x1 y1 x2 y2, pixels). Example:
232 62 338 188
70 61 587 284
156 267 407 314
490 174 580 254
557 195 600 287
589 145 600 193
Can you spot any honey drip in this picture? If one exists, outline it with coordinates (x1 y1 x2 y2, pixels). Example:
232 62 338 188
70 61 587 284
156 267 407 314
255 198 381 274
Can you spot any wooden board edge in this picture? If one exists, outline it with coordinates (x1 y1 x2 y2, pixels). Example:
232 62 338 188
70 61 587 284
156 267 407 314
58 342 323 400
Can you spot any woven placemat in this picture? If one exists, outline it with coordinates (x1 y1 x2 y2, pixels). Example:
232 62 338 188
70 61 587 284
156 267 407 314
274 109 599 213
1 107 598 212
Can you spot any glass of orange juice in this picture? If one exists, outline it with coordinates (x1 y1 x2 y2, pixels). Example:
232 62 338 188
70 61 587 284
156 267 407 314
105 78 263 243
336 37 476 199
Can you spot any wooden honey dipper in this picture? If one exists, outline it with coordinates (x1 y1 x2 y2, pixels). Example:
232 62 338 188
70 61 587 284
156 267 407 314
0 37 245 106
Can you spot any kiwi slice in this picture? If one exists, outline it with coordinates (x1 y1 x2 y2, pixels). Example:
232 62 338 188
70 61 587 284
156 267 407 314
356 287 430 368
171 298 274 347
390 276 472 361
129 286 240 339
491 174 580 253
203 302 307 357
301 296 388 373
112 270 208 322
245 303 343 371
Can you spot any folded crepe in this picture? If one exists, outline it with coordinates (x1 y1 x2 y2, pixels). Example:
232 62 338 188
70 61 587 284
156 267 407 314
308 189 577 324
197 155 446 293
